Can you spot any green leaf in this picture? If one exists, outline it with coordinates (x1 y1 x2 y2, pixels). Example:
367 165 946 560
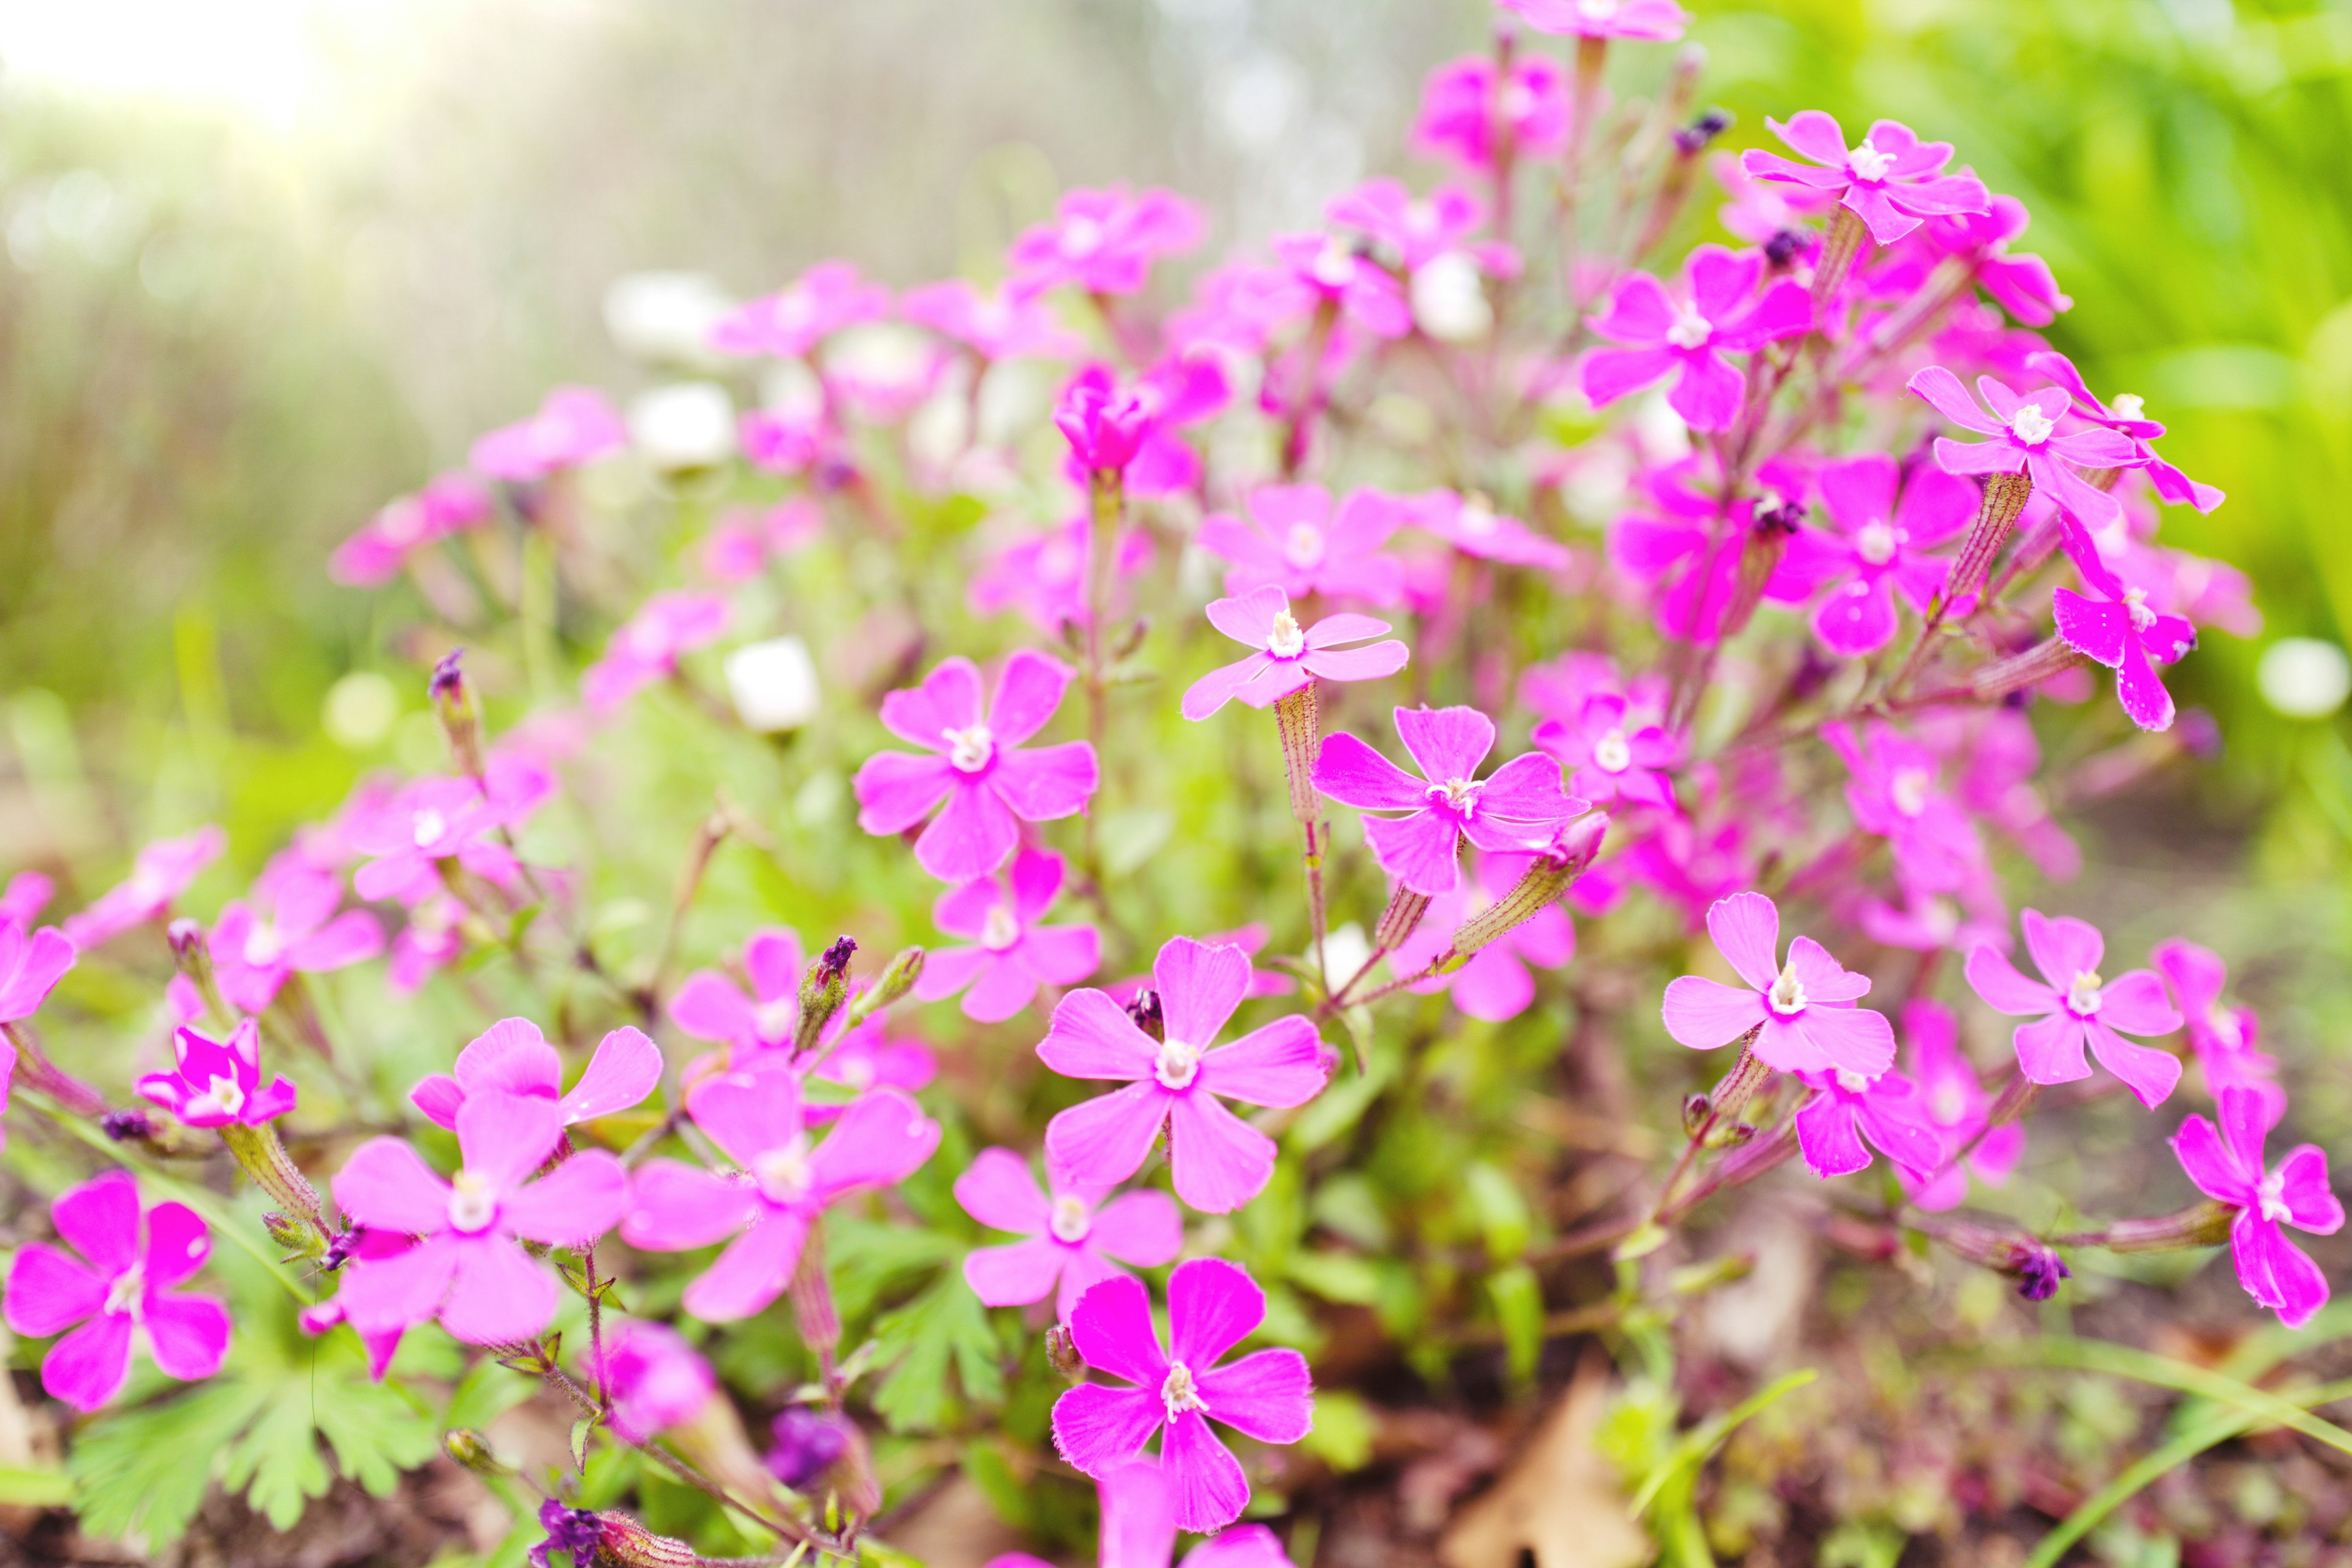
316 1378 439 1499
0 1464 75 1507
1463 1162 1533 1263
67 1379 267 1547
1298 1390 1376 1473
225 1395 334 1531
1487 1264 1544 1385
1286 1250 1383 1306
1099 808 1174 875
1628 1368 1817 1518
871 1273 1002 1433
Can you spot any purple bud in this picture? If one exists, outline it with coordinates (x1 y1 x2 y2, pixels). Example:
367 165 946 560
166 918 206 964
765 1408 851 1488
1763 229 1807 269
817 936 856 986
1125 987 1166 1042
101 1109 153 1142
530 1499 603 1568
1673 108 1732 155
2015 1246 2070 1302
429 647 467 702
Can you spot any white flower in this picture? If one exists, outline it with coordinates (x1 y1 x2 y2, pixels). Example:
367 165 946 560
629 382 736 470
603 272 733 366
725 636 821 732
1411 251 1491 344
2257 637 2351 719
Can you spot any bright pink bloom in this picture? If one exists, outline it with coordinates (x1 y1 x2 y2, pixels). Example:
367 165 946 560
1499 0 1687 39
1327 180 1499 274
583 592 731 714
1411 491 1572 570
1 871 53 927
333 1091 630 1344
1711 150 1837 246
1899 998 2022 1211
1964 910 2183 1107
1389 851 1575 1022
1181 586 1409 721
1050 1259 1313 1532
348 775 527 904
1660 891 1896 1076
2153 939 2284 1120
1905 366 2140 529
1920 197 2070 328
1740 113 1990 246
1823 721 1983 894
852 650 1100 884
2052 519 2198 733
989 1463 1297 1568
2026 350 2223 513
1104 926 1292 1006
331 473 494 587
208 863 383 1014
957 1148 1184 1322
2171 1087 2343 1329
469 386 628 481
1769 454 1974 657
1055 356 1227 499
1793 1063 1941 1180
668 927 812 1058
1856 884 2010 957
1039 937 1335 1213
388 895 466 995
738 402 837 477
297 1228 413 1381
1009 186 1205 300
409 1017 662 1133
0 917 75 1022
1197 484 1415 607
901 280 1088 361
1581 247 1812 431
135 1019 297 1128
1312 706 1584 897
1411 53 1569 173
709 262 889 360
621 1062 940 1320
916 848 1101 1023
62 826 225 950
1605 454 1811 646
1268 232 1411 339
599 1320 718 1443
701 499 824 584
2 1172 229 1412
969 513 1153 634
1532 694 1677 809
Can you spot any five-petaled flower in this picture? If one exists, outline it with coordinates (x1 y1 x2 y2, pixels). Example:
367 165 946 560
1039 937 1335 1213
2052 521 2198 733
1008 185 1205 300
62 826 227 951
1409 53 1569 173
707 260 890 360
1532 693 1678 810
916 848 1102 1023
956 1147 1185 1322
582 592 731 714
1906 366 2141 529
469 386 628 481
667 927 812 1060
853 650 1101 884
1180 586 1409 720
1823 721 1985 895
1197 484 1415 608
136 1019 298 1128
1050 1259 1314 1533
1792 1065 1942 1180
1661 891 1897 1077
1899 998 2023 1211
1964 910 2184 1107
409 1017 663 1133
2026 350 2223 513
2170 1086 2343 1329
2152 938 2283 1118
330 472 493 588
1770 453 1976 658
208 861 384 1014
1740 113 1990 245
1581 246 1812 432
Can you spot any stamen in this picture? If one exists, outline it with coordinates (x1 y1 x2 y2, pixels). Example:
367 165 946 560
1049 1194 1092 1244
2008 405 2055 446
1161 1362 1207 1420
1664 301 1711 350
1847 137 1894 181
447 1170 497 1234
943 723 995 773
1153 1040 1201 1091
2067 970 2103 1017
1592 729 1632 774
1265 609 1307 659
1766 963 1809 1017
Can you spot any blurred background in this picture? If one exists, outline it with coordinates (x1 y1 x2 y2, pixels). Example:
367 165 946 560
1 0 2348 877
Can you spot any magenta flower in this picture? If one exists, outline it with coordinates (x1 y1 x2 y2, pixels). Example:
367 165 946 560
1905 366 2141 528
1268 233 1411 339
901 280 1088 362
1499 0 1687 39
1918 197 2070 328
1039 937 1335 1213
852 650 1100 884
582 592 731 714
1411 53 1568 173
1857 886 2010 959
1009 185 1205 300
1660 892 1896 1076
668 927 812 1058
969 513 1153 635
409 1017 663 1133
1792 1065 1942 1180
297 1228 415 1381
2026 350 2223 513
469 386 629 481
1532 694 1678 810
1581 247 1812 431
1312 706 1585 897
2 1172 230 1412
956 1147 1184 1322
1197 484 1415 607
1899 998 2022 1211
1964 910 2184 1107
348 775 524 904
1823 721 1983 895
1412 491 1572 570
333 1091 630 1344
208 863 384 1014
2172 1087 2343 1329
709 261 889 360
62 826 225 950
990 1461 1298 1568
2052 523 2198 733
1327 180 1498 275
1052 1261 1311 1532
1105 926 1294 1007
600 1319 718 1443
1180 586 1409 721
1055 372 1158 474
330 472 493 587
916 848 1101 1023
2152 938 2283 1118
388 895 466 995
135 1019 297 1128
1389 851 1576 1022
1768 454 1975 657
621 1061 940 1320
2 871 53 927
0 916 75 1023
1740 113 1990 246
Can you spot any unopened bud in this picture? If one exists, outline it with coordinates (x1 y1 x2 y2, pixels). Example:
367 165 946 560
1947 470 2035 605
101 1109 155 1144
2065 1199 2236 1256
1114 617 1152 662
443 1428 507 1475
1046 1324 1085 1382
594 1512 701 1567
1373 887 1432 953
849 945 925 1022
1681 1093 1710 1136
166 918 206 967
1917 1216 2073 1301
1721 499 1803 639
1763 228 1807 270
430 648 484 777
261 1212 310 1252
1125 987 1166 1042
1673 108 1732 156
793 937 857 1053
1441 813 1608 964
1970 636 2082 703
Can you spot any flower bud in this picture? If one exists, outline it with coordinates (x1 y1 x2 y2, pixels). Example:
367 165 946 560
1970 636 2081 703
848 944 925 1022
1763 229 1807 270
429 648 484 777
443 1428 508 1476
261 1211 312 1254
1673 108 1732 156
1125 987 1166 1042
766 1407 853 1490
594 1512 701 1568
1373 886 1432 954
2065 1199 2237 1255
793 937 857 1054
101 1109 154 1144
1918 1217 2073 1300
1045 1324 1085 1382
1681 1093 1710 1136
1439 813 1608 965
1947 470 2035 605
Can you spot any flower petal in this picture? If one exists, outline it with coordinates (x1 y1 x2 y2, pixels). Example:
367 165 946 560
41 1313 135 1412
962 1237 1065 1308
954 1147 1052 1235
1038 989 1158 1080
1196 1346 1314 1444
1705 892 1783 991
1161 1409 1253 1534
1660 976 1766 1050
1168 1257 1266 1368
333 1137 453 1235
1050 1382 1164 1479
1068 1271 1167 1386
1152 937 1251 1051
563 1027 665 1123
142 1291 232 1382
503 1150 630 1247
1196 1017 1334 1109
1166 1092 1278 1214
439 1236 559 1345
1045 1082 1172 1192
682 1209 809 1322
2 1244 104 1337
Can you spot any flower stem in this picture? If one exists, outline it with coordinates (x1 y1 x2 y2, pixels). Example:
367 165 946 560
1273 688 1330 992
219 1120 329 1237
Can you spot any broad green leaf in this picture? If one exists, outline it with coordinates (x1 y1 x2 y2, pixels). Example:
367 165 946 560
871 1273 1002 1433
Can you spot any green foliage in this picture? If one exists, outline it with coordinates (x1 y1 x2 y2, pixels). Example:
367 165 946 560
870 1272 1004 1433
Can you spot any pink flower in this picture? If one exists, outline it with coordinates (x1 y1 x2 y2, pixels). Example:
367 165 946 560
63 826 225 950
969 513 1153 635
298 1228 414 1380
1055 372 1158 473
621 1062 940 1320
900 280 1088 361
1197 484 1414 607
348 775 526 904
1312 706 1585 897
1712 150 1838 246
1905 366 2141 529
1605 454 1811 645
1899 998 2022 1211
1389 851 1575 1022
583 592 731 714
1498 0 1688 40
1050 1260 1313 1532
2 1172 230 1412
916 848 1101 1023
1 871 53 928
330 473 494 587
2152 939 2283 1119
1823 722 1983 894
388 895 466 995
409 1017 663 1133
1856 884 2010 957
599 1320 718 1443
1180 586 1409 721
1327 180 1499 274
1268 233 1411 339
957 1148 1184 1322
332 1091 631 1344
1008 186 1205 300
709 261 889 360
1768 454 1975 657
1411 53 1569 173
701 499 824 584
1104 927 1293 1006
1660 891 1896 1076
135 1019 297 1128
852 650 1100 884
2026 350 2223 513
990 1460 1298 1568
469 387 629 481
208 863 384 1014
1039 937 1335 1213
0 917 75 1023
668 927 812 1058
1411 491 1572 570
1964 910 2184 1107
2052 521 2197 733
1055 357 1228 498
1581 247 1812 431
1792 1064 1942 1180
1740 113 1990 246
1532 694 1678 809
2171 1087 2343 1329
1920 197 2070 328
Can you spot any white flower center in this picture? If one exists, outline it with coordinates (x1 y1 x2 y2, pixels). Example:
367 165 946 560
104 1264 144 1318
753 1140 815 1204
1930 1083 1966 1124
1457 499 1498 536
1049 1194 1092 1244
206 1073 246 1117
1889 767 1932 818
1664 301 1711 350
2212 1010 2245 1051
1283 522 1326 568
753 997 796 1042
1161 1361 1206 1420
1153 1039 1201 1091
447 1170 497 1234
1428 777 1483 817
243 922 285 967
943 723 995 772
2258 1170 2291 1224
2122 586 2157 633
980 903 1022 952
1593 728 1632 774
1265 609 1307 659
1578 0 1622 15
2067 970 2103 1017
2008 406 2055 446
1766 963 1808 1017
773 290 815 333
411 809 447 849
1309 238 1355 290
1061 216 1104 258
2110 393 2145 420
1499 80 1537 121
1834 1068 1873 1093
1848 137 1894 182
1855 519 1899 566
